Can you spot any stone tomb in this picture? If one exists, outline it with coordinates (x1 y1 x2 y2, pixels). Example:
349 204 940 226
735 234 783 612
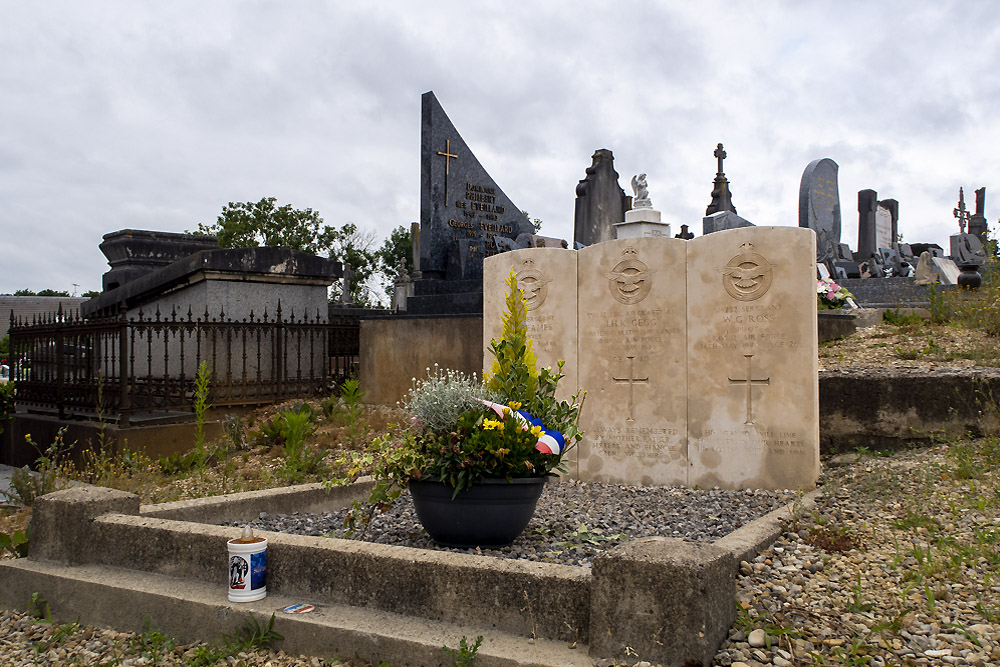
484 227 819 490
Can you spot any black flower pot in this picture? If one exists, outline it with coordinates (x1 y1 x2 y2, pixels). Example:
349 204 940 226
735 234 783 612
408 477 547 548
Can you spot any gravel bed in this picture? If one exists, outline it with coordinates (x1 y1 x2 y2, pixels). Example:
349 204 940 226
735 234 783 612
224 480 798 567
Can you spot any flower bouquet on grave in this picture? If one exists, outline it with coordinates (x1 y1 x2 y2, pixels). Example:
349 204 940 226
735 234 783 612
816 278 857 310
329 269 584 547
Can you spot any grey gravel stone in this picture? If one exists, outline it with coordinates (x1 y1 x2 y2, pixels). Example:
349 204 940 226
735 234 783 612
224 480 795 567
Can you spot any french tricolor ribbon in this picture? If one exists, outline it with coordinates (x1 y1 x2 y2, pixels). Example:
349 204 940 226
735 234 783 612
480 400 565 455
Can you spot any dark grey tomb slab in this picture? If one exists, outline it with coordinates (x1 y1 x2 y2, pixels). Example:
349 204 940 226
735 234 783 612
798 158 841 269
419 91 534 283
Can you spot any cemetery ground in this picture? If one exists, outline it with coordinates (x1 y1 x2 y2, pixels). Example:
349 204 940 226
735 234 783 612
2 309 1000 664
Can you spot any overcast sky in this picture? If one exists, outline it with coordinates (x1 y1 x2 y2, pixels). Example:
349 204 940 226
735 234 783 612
2 1 998 295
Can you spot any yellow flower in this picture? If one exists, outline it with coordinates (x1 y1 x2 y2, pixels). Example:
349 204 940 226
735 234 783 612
530 425 542 437
483 419 502 431
508 401 522 411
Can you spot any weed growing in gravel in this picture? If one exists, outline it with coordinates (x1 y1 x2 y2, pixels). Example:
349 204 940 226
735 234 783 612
0 429 72 507
0 525 29 557
442 634 483 666
131 616 176 662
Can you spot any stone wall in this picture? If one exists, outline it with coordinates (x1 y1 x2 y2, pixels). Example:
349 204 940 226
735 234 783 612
359 315 484 406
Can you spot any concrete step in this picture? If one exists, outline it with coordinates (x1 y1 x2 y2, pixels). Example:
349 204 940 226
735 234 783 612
0 558 593 667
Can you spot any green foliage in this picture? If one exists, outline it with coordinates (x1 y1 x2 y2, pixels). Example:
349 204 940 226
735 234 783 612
377 224 414 296
882 309 923 327
325 222 379 306
193 360 212 466
0 429 70 506
222 414 249 451
0 526 29 558
253 403 326 483
4 289 70 297
442 635 483 667
486 269 538 404
130 616 176 662
0 379 14 436
0 334 8 358
521 210 543 233
419 407 560 493
186 613 284 666
197 197 327 253
324 378 369 445
222 613 284 651
928 284 949 324
401 365 491 432
894 336 941 360
330 430 425 536
553 523 628 550
27 592 50 621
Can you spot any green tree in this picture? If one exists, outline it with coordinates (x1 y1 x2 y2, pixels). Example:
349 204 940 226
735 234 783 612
323 223 378 307
197 197 327 252
375 225 413 297
521 211 543 234
4 289 71 297
197 197 381 307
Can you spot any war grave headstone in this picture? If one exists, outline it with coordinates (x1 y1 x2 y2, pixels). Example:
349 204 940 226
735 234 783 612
484 227 820 491
686 227 819 490
408 91 536 315
798 158 842 272
574 149 630 247
483 248 580 473
576 238 689 486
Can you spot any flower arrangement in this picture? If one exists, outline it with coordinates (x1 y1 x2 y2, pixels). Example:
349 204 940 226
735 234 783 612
817 278 856 310
330 269 584 532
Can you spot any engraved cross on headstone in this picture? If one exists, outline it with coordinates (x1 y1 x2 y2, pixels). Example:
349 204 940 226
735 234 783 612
728 354 769 425
613 355 649 421
715 143 727 176
436 138 459 201
954 187 969 234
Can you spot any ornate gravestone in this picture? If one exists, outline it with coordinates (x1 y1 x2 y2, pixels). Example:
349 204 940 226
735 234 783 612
574 149 630 247
410 92 535 314
798 158 841 272
484 227 820 491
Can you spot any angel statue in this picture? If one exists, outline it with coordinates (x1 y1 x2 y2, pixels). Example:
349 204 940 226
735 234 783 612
631 173 651 208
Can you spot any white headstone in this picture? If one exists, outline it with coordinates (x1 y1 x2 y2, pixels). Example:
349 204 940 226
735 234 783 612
686 228 819 490
875 205 893 250
576 239 688 486
485 227 820 491
931 256 961 285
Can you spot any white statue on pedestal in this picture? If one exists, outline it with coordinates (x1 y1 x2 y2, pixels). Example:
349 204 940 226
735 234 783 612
631 174 652 209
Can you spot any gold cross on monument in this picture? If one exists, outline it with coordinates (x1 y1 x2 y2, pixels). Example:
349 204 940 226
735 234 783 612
613 355 649 422
728 354 770 425
436 138 459 201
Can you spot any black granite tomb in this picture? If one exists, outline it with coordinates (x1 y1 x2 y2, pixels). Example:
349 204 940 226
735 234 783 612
411 92 535 314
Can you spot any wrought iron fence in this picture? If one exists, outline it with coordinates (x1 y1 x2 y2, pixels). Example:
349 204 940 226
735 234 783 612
8 303 361 425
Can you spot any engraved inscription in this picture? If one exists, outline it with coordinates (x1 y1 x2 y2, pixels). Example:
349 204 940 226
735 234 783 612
721 243 773 301
613 355 649 422
606 247 653 304
728 354 769 425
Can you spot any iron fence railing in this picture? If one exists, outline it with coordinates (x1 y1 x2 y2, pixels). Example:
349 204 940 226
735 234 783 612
8 303 361 425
